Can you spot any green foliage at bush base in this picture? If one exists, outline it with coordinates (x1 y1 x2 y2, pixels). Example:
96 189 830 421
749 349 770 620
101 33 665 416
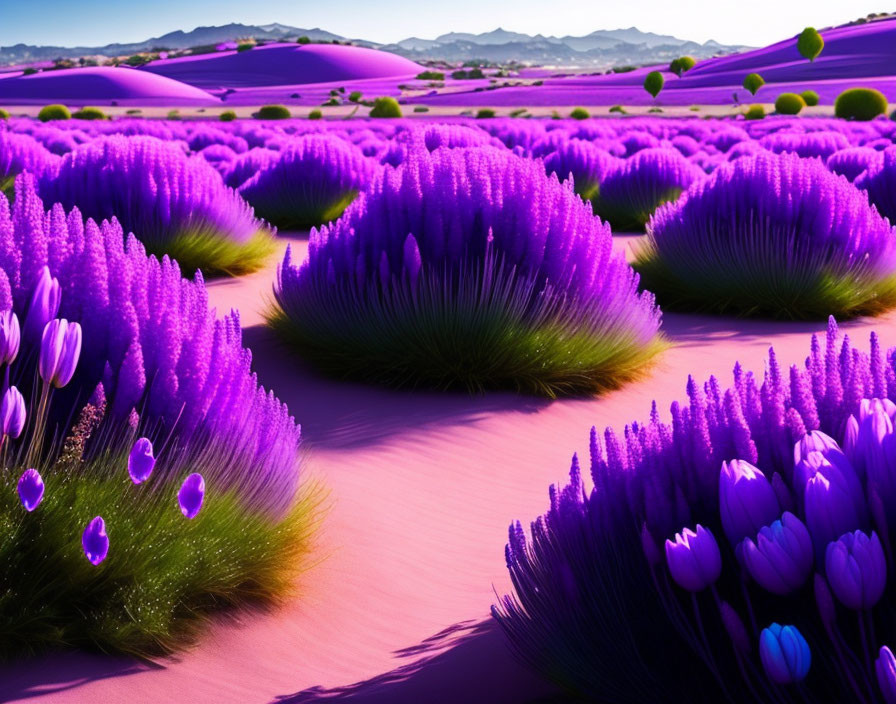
148 228 276 278
37 104 71 122
0 453 318 659
256 105 292 120
835 87 889 121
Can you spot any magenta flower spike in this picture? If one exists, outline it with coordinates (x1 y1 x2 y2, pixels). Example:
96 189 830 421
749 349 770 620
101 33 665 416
825 530 887 610
82 516 109 566
0 309 21 366
128 437 156 485
17 468 44 512
178 473 205 519
665 525 722 592
23 266 61 346
0 386 26 439
38 319 82 388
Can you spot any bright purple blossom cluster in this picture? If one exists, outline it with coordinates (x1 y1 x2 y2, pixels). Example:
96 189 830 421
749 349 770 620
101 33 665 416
495 319 896 702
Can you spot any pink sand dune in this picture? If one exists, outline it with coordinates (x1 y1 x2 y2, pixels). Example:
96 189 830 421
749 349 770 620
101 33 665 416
142 44 425 91
4 236 896 703
0 66 217 105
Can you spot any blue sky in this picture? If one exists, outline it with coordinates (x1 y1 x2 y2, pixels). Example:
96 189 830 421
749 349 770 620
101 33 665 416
1 0 887 48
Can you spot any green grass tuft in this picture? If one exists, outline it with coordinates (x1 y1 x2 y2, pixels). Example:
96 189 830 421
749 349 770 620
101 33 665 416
0 453 321 659
147 228 277 278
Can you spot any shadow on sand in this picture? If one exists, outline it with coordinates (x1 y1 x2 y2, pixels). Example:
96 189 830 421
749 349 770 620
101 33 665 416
241 324 551 450
272 619 566 704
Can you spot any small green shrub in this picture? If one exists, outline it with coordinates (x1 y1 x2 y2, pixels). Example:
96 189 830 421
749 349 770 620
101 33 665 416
797 27 824 61
743 73 765 95
570 107 590 120
219 110 237 122
413 106 429 113
23 67 38 76
648 107 664 113
476 109 496 119
643 71 664 99
416 71 445 81
0 109 9 120
166 109 181 120
348 91 362 103
256 104 292 120
774 92 805 115
369 96 402 118
800 90 820 106
297 36 311 44
834 87 889 121
72 106 106 120
125 108 142 115
744 104 765 120
689 106 700 112
37 104 71 121
509 108 528 117
308 109 323 120
669 56 696 76
609 105 627 114
237 43 254 52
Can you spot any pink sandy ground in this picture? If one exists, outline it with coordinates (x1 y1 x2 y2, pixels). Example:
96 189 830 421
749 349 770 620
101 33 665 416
3 235 896 703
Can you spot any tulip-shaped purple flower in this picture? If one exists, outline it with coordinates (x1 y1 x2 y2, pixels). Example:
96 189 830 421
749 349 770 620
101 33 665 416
759 623 811 685
0 386 26 439
825 530 887 610
39 319 81 388
0 310 20 366
24 266 61 346
17 468 43 511
719 460 780 545
877 646 896 704
82 516 109 565
741 512 813 594
128 437 155 484
665 524 722 592
178 473 205 519
854 399 896 506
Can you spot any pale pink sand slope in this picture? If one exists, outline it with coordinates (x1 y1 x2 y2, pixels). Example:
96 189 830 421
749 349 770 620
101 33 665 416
3 235 896 703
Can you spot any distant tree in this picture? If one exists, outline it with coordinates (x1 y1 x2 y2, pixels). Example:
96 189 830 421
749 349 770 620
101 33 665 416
296 36 311 44
643 71 664 99
797 27 824 61
742 73 765 95
669 56 696 77
369 96 402 118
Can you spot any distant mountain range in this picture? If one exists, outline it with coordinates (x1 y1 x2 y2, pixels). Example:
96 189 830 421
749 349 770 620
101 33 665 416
0 22 751 68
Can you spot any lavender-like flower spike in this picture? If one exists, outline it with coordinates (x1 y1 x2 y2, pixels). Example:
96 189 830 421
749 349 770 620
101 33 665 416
82 516 109 565
38 319 81 388
178 473 205 519
128 437 155 484
17 468 44 511
759 623 811 685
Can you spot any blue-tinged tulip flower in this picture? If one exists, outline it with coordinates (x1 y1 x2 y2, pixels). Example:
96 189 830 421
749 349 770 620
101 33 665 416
825 530 887 610
178 473 205 519
0 386 26 439
82 516 109 565
719 460 780 545
23 266 60 345
759 623 811 685
128 437 155 484
665 524 721 591
17 468 43 511
0 310 20 366
741 512 813 594
876 646 896 704
39 319 81 388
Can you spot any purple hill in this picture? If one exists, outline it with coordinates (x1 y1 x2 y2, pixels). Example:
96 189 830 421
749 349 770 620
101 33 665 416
0 66 216 105
141 43 426 90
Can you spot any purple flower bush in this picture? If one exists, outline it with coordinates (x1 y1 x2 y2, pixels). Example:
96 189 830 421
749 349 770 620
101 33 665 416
635 151 896 318
495 320 896 702
36 135 275 276
0 176 311 658
0 131 59 193
827 147 883 182
594 147 704 231
856 148 896 225
238 135 377 229
271 145 663 396
542 139 623 208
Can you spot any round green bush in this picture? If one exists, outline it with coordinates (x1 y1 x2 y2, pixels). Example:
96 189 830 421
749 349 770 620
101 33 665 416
797 27 824 61
669 56 696 76
37 104 71 122
742 73 765 95
744 104 765 120
609 105 627 115
0 109 9 120
296 36 311 44
256 104 291 120
369 96 402 118
834 87 889 121
219 110 237 122
476 108 496 119
774 92 806 115
799 90 820 107
413 106 430 113
72 107 106 120
643 71 664 99
570 107 590 120
307 109 323 120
